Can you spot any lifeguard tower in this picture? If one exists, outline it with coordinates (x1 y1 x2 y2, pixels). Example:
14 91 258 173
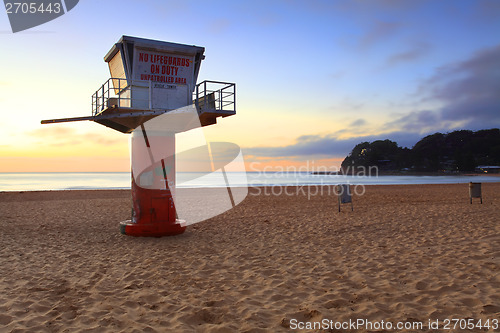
42 36 237 236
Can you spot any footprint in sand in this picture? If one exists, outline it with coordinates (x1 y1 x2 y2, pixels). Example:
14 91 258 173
415 281 427 290
0 314 12 325
324 299 349 309
482 304 500 314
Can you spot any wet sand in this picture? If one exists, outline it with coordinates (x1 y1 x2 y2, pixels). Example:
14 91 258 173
0 183 499 332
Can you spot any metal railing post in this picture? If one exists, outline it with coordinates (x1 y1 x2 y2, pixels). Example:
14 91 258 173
219 89 224 110
195 83 199 110
101 84 105 112
117 78 121 107
233 84 236 112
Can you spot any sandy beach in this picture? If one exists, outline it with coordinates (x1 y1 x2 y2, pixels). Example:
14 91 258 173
0 183 499 332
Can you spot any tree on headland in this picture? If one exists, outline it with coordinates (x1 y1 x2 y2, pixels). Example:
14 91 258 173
341 139 412 173
341 129 500 173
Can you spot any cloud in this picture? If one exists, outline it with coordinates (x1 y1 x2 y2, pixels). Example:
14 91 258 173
28 127 77 139
359 20 402 49
388 43 500 131
386 42 431 66
385 110 441 133
243 131 421 159
331 0 430 19
475 1 500 22
244 135 357 158
89 133 124 146
349 118 367 127
28 127 83 147
27 126 124 146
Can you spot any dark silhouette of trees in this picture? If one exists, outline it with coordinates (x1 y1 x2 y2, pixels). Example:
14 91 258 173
341 128 500 173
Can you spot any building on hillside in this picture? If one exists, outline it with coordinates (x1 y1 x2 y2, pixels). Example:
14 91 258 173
475 165 500 173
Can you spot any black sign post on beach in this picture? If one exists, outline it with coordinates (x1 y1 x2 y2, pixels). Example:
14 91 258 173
469 182 483 204
336 184 353 212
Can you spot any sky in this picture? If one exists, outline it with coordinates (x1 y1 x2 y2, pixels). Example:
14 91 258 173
1 0 499 172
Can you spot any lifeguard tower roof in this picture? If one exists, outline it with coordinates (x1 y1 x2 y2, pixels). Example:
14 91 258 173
104 35 205 90
41 35 236 133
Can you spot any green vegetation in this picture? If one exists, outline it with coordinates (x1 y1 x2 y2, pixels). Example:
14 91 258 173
341 129 500 173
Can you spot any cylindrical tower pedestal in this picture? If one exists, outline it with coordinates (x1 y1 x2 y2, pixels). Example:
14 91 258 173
120 130 186 237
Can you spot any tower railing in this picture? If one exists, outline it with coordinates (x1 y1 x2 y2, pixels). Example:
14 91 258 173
194 81 235 113
92 78 236 116
92 78 142 116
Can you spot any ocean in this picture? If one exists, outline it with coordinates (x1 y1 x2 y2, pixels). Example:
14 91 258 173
0 172 498 192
